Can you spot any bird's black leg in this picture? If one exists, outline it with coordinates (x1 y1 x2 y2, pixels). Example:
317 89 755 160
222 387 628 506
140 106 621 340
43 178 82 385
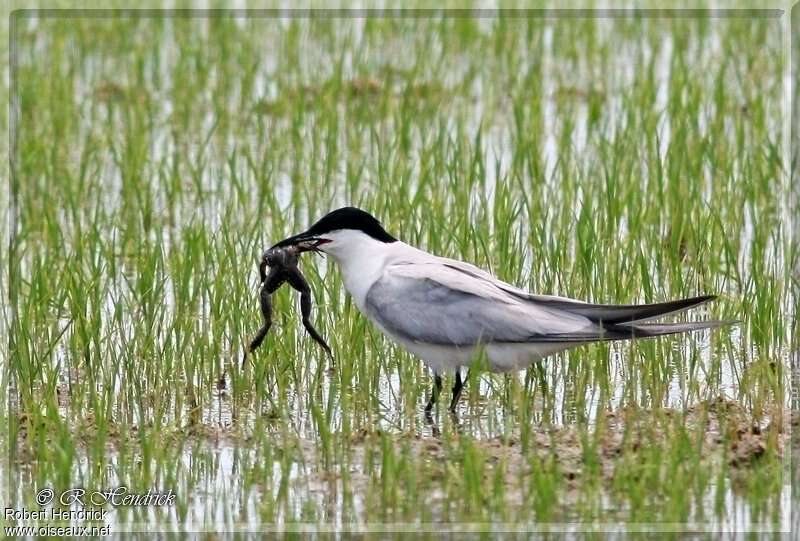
425 374 443 413
449 369 465 413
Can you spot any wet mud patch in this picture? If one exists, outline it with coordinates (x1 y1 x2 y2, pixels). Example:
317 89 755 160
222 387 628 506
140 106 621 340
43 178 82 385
278 397 788 521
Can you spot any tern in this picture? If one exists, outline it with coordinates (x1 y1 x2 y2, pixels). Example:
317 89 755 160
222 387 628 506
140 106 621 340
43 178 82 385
274 207 733 414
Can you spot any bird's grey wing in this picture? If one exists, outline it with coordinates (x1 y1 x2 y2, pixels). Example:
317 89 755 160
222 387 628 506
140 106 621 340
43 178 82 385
523 294 717 324
437 257 716 324
364 263 601 346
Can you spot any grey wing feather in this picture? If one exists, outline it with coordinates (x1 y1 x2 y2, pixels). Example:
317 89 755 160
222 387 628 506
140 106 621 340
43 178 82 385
517 294 717 324
364 264 600 346
365 258 731 347
440 258 717 324
626 319 736 336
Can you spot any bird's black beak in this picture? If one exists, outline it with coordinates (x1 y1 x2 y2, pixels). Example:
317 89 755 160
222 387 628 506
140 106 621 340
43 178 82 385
271 232 330 254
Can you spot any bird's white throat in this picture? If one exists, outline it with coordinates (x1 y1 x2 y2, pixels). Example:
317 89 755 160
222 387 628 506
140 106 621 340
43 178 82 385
320 229 400 309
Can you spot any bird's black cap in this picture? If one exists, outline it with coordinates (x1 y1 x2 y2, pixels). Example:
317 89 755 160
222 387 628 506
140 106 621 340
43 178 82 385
272 207 397 249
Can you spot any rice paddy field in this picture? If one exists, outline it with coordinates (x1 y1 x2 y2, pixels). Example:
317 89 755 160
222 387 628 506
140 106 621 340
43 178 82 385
4 3 796 535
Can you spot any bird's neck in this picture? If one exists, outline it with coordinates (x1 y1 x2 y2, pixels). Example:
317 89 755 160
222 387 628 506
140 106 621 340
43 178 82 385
330 238 405 310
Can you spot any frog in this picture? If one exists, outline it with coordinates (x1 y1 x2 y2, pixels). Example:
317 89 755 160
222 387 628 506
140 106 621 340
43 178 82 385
242 243 332 369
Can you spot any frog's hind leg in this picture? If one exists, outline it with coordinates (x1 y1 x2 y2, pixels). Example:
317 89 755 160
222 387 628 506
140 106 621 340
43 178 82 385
299 288 333 357
242 284 273 369
287 273 332 357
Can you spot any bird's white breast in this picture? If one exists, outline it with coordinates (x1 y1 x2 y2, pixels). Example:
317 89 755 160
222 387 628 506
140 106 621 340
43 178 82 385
325 235 584 373
324 231 403 310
